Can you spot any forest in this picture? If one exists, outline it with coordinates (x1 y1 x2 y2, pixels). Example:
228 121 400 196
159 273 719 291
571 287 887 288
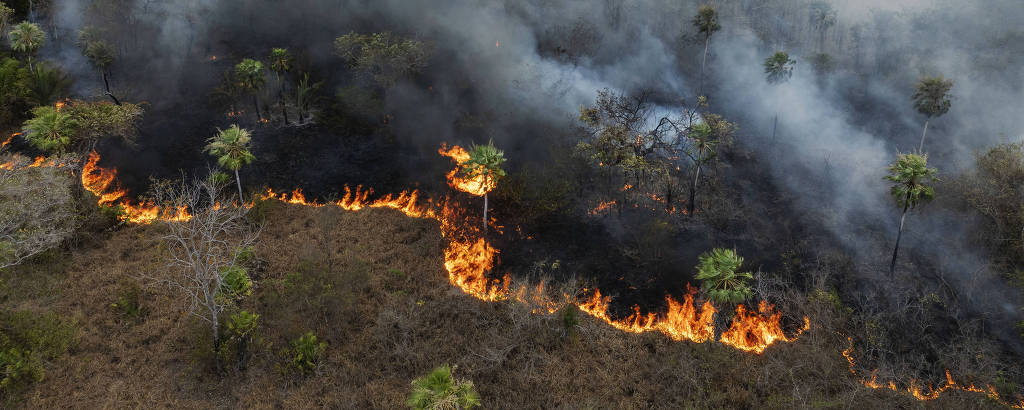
0 0 1023 408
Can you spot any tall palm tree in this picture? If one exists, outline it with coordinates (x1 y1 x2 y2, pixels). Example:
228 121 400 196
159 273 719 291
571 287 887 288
685 122 717 216
235 59 266 123
205 124 255 201
885 153 938 275
692 5 721 97
695 248 754 305
460 140 506 234
22 105 78 153
912 75 953 152
268 48 292 124
763 51 795 143
82 40 119 105
0 3 14 38
809 1 836 52
407 365 481 410
9 21 45 72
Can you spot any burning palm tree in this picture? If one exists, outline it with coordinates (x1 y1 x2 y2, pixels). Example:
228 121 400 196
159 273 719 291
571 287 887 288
460 140 506 234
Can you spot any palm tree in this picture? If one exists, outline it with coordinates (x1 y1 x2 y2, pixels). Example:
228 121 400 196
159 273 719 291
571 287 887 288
294 72 322 124
695 248 753 305
9 22 45 72
22 105 78 153
763 51 795 144
205 124 255 201
460 140 506 234
82 40 119 105
407 365 481 410
268 48 292 124
685 122 717 216
809 1 837 52
235 59 266 123
885 153 938 275
0 3 14 38
692 5 721 97
912 75 953 152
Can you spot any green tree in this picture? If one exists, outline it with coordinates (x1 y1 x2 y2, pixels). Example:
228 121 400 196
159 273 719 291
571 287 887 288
226 310 258 370
763 51 794 143
0 3 14 38
695 248 754 304
64 99 143 152
912 75 953 151
294 72 322 124
268 48 292 124
204 124 255 201
0 58 31 129
692 5 721 97
407 364 481 410
334 31 430 87
21 105 78 153
684 113 735 216
809 1 836 52
886 153 938 275
288 331 326 374
235 59 265 123
26 62 71 106
460 140 506 234
8 21 44 72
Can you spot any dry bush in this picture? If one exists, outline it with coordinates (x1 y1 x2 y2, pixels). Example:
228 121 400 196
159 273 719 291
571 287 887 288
0 155 79 270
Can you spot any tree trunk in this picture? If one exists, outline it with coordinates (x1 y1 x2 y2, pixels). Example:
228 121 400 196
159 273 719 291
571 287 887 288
212 320 222 374
279 77 289 125
771 113 778 144
100 72 121 106
238 336 249 370
252 95 262 123
687 148 704 217
482 192 488 235
918 119 929 152
889 197 911 276
235 169 244 202
699 35 710 97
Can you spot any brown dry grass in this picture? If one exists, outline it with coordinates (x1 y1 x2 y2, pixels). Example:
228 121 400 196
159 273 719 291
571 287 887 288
1 201 1004 409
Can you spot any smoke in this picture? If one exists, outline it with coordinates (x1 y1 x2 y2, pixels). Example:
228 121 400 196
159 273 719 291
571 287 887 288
41 0 1024 349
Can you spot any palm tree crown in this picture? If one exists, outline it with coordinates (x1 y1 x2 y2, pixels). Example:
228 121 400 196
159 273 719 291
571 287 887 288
885 153 938 209
461 140 507 184
235 58 265 91
9 21 44 55
407 365 481 410
22 105 78 153
692 5 721 38
269 48 291 75
695 248 753 304
205 124 255 171
912 75 953 118
764 51 795 84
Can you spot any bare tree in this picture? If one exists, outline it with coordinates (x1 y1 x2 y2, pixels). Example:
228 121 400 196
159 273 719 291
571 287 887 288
145 174 261 372
0 155 78 270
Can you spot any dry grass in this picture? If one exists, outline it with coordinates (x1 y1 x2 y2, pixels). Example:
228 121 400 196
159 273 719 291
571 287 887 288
0 200 1004 409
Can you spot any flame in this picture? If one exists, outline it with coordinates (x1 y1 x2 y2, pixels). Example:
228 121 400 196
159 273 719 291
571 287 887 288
259 118 269 124
1 133 17 149
622 183 632 191
81 151 192 223
227 110 244 117
719 301 810 353
208 55 217 61
588 200 616 215
496 41 500 47
843 338 1024 407
55 101 66 111
578 288 717 343
438 144 495 196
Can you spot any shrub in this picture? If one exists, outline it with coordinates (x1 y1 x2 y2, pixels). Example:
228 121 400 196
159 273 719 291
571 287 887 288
226 310 259 370
111 282 146 320
287 331 325 374
695 248 754 305
219 265 252 299
0 310 76 395
407 364 481 410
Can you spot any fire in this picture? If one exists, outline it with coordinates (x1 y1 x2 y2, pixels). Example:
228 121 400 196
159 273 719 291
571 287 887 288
719 301 810 353
208 55 217 61
1 133 17 149
589 200 616 215
843 338 1024 407
622 183 632 191
259 118 269 124
227 110 244 117
81 151 192 223
438 144 495 196
55 101 66 111
578 288 717 343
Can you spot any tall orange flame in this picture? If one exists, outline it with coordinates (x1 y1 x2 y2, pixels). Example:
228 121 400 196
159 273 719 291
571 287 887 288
438 144 495 196
843 338 1024 407
81 151 191 223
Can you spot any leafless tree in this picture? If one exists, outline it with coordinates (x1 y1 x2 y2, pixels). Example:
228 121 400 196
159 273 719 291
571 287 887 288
0 155 79 270
145 174 261 372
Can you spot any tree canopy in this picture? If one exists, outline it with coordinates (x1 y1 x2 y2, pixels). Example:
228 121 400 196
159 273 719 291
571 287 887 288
764 51 795 84
912 75 953 119
886 153 938 209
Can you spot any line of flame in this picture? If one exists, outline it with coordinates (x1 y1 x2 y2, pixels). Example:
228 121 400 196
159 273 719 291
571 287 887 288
843 338 1024 407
